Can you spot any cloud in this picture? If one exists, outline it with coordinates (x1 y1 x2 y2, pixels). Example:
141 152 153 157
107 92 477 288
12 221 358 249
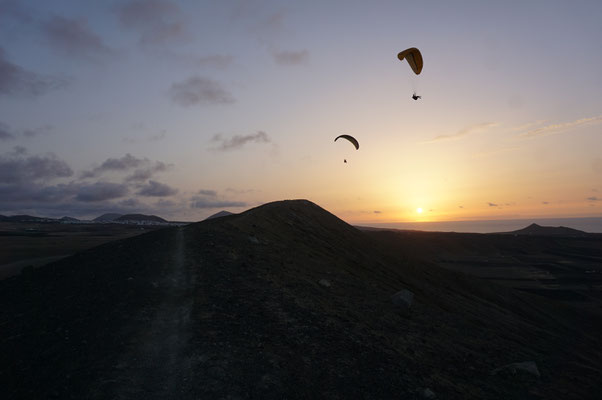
116 0 188 47
487 202 498 207
190 188 247 209
169 76 235 106
0 121 14 141
542 201 549 205
42 16 116 62
190 196 247 209
587 196 600 202
0 152 73 184
271 49 309 65
0 0 33 24
518 115 602 139
23 124 53 138
81 154 169 180
198 189 217 196
125 161 170 182
190 54 233 69
136 180 178 197
12 145 27 155
75 181 129 202
425 122 498 143
373 210 381 214
0 46 66 96
163 52 233 69
511 120 547 131
210 131 271 151
0 121 53 140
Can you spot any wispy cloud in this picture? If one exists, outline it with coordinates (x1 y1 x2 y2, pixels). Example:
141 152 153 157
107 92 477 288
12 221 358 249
0 46 67 97
43 16 117 62
271 49 309 66
190 197 247 209
587 196 600 202
198 189 217 196
511 120 547 131
169 76 235 107
80 154 171 181
0 121 53 140
136 180 178 197
116 0 189 47
210 131 271 151
0 152 73 184
0 0 33 24
75 182 129 202
424 122 498 143
518 115 602 139
189 188 247 209
0 121 14 141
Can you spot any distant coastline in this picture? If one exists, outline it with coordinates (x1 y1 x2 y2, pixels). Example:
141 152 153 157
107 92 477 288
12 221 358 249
359 216 602 233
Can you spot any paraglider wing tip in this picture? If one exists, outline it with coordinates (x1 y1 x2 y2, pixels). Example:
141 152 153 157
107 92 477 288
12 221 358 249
334 134 359 150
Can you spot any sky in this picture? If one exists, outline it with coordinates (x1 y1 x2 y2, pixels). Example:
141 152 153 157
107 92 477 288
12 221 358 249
1 0 601 223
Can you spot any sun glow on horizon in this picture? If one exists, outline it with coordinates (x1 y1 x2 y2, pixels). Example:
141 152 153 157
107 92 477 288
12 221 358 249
416 207 423 214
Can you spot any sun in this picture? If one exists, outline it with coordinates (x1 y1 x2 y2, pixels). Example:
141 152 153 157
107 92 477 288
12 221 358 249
416 207 423 214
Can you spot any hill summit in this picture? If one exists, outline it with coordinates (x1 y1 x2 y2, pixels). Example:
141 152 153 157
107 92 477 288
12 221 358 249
115 214 167 223
508 222 588 236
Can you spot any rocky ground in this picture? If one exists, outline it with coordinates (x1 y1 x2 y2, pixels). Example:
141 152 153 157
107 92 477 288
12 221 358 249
1 200 601 399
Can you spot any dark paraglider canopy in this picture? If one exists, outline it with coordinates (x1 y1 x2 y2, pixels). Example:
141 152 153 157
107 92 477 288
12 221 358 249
334 135 359 150
397 47 423 75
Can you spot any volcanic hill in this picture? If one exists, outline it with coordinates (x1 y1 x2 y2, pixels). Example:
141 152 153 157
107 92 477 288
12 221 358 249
1 200 600 399
505 223 588 236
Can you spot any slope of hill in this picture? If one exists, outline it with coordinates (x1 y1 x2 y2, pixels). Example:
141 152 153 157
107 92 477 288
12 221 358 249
204 210 234 220
115 214 167 223
503 223 588 236
1 200 600 399
93 213 123 222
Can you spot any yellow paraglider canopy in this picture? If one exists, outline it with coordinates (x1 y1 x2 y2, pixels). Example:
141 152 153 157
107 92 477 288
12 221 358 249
397 47 423 75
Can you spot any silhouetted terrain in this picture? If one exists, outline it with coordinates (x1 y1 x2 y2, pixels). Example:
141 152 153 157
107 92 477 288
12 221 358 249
205 210 235 220
1 200 600 399
115 214 168 223
503 223 589 236
93 213 123 222
0 222 167 279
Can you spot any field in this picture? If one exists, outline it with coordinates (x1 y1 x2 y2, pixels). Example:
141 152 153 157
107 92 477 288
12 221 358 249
365 229 602 308
0 222 169 280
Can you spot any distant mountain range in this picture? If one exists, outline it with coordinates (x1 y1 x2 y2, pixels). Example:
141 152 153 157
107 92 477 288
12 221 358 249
0 214 54 222
1 213 180 225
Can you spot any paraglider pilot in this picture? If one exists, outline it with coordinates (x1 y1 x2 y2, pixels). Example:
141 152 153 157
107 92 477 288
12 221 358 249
412 92 421 100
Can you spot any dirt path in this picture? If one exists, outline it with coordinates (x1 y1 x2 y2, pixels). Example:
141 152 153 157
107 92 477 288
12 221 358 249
94 227 196 399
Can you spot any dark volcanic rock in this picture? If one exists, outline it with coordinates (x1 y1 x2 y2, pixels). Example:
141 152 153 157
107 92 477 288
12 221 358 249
1 199 601 399
204 210 234 220
93 213 123 222
115 214 167 223
506 223 588 236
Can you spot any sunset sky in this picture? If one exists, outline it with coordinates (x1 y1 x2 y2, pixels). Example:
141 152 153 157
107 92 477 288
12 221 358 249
1 0 601 223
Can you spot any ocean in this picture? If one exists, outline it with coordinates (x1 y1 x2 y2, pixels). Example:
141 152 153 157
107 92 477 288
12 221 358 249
360 217 602 234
